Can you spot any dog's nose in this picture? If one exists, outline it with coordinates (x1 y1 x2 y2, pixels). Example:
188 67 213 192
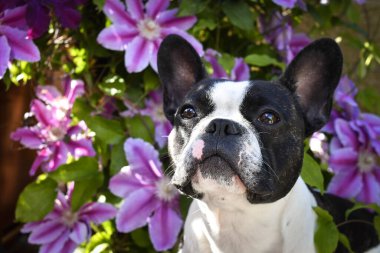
205 119 242 136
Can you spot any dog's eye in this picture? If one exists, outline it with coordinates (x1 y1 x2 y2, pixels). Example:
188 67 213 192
180 106 197 119
258 111 280 125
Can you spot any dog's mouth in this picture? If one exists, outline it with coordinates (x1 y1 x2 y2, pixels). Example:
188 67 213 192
174 155 247 197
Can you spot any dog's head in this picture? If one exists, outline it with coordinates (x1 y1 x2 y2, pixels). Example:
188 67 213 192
157 35 342 204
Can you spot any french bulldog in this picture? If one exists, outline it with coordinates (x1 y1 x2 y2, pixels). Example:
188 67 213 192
157 34 379 253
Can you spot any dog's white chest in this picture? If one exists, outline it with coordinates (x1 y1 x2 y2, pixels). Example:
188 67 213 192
181 178 317 253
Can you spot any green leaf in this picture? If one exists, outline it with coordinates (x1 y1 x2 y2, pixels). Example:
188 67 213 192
15 177 58 222
357 86 380 115
71 175 103 211
143 69 159 93
49 157 99 183
245 54 285 69
125 116 154 144
178 0 209 15
301 153 325 193
313 207 339 253
73 99 126 145
110 140 128 175
93 0 105 10
374 216 380 240
221 0 254 31
98 75 126 97
131 229 152 248
218 53 235 74
339 233 354 253
85 232 110 253
89 116 125 145
49 157 104 211
345 203 380 219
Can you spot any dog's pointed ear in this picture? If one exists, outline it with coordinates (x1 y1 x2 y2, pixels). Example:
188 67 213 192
280 38 343 137
158 35 206 123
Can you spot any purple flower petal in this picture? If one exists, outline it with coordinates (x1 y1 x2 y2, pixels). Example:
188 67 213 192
161 28 204 56
69 221 89 244
334 118 359 148
53 4 81 29
146 0 170 19
356 172 380 204
30 99 52 126
66 139 96 158
148 203 183 251
59 238 77 253
97 25 138 51
39 229 70 253
126 0 144 20
21 221 43 233
1 5 27 29
29 149 50 176
272 0 297 9
103 0 135 26
157 9 196 30
154 121 172 148
329 137 343 153
28 220 67 244
0 25 40 62
64 78 85 104
149 39 160 72
79 202 117 224
0 35 11 78
36 85 61 104
10 127 42 149
328 147 358 172
125 36 153 72
231 58 250 81
204 49 228 79
116 188 159 233
327 169 363 199
124 138 163 179
109 166 151 198
45 142 69 172
285 33 310 63
25 2 50 39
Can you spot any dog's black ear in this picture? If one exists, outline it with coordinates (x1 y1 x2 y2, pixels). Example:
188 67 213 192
280 38 343 137
158 35 206 123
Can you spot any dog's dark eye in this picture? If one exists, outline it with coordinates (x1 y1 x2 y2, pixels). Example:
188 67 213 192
258 111 280 125
181 106 197 119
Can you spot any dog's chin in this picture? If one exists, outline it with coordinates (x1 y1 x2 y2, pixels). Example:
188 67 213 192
191 156 247 196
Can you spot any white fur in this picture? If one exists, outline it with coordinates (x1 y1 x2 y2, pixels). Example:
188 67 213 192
181 177 317 253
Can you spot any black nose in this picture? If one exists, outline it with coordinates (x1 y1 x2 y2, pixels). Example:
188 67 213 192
205 119 242 136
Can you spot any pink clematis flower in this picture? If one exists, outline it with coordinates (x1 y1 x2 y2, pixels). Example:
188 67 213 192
319 76 380 204
204 49 250 81
22 189 117 253
97 0 203 73
0 5 40 78
109 138 182 251
11 77 95 175
327 119 380 205
259 12 310 64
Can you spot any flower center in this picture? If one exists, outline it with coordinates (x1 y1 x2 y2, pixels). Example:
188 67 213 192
358 151 376 173
48 126 66 141
137 19 161 40
61 210 78 228
155 176 178 202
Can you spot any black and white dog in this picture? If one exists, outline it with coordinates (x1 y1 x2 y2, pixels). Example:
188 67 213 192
157 35 379 253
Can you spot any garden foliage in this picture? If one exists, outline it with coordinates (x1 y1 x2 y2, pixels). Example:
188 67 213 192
3 0 380 252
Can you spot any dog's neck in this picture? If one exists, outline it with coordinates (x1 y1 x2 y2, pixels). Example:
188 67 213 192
186 178 317 253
